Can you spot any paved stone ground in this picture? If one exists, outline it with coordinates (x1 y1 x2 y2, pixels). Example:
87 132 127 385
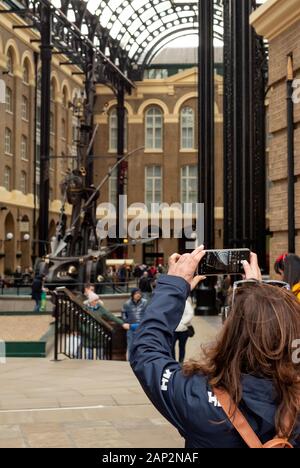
0 316 52 341
0 316 222 448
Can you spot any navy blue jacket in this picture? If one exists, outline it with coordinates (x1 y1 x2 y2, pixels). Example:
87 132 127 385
130 275 300 448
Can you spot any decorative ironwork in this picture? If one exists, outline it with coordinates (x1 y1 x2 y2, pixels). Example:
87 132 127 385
223 0 267 269
198 0 215 249
53 288 120 361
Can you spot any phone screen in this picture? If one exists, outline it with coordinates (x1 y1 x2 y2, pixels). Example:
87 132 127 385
198 249 250 276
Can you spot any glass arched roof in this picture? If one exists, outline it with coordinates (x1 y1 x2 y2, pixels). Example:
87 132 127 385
51 0 224 65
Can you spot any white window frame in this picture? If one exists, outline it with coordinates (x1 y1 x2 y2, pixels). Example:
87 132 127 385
5 128 13 155
145 107 163 150
4 167 11 191
109 108 128 153
20 171 27 194
181 165 198 205
180 107 195 150
5 87 13 113
21 95 29 121
21 135 28 161
145 166 162 210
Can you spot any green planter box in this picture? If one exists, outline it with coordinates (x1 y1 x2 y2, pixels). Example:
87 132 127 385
5 341 47 358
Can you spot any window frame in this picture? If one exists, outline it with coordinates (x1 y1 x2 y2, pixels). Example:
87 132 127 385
21 135 29 161
108 108 128 153
181 165 198 206
21 95 29 121
145 166 163 210
180 106 195 150
5 128 13 156
4 166 11 191
5 87 13 114
20 171 27 194
145 106 163 151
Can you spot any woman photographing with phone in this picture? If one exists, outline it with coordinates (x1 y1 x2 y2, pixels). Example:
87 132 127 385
130 247 300 448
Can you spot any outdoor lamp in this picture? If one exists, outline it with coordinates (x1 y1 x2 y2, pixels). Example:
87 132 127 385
6 232 13 240
23 234 30 241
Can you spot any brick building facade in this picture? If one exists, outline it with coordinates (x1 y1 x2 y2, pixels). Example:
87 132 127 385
251 0 300 273
94 67 224 265
0 11 83 275
0 10 224 273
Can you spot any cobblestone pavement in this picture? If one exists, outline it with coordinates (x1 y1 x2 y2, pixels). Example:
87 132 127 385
0 316 222 448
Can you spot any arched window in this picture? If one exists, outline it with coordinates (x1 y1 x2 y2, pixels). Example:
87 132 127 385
5 128 12 155
109 108 128 152
21 135 28 161
20 171 27 194
145 107 163 150
181 166 198 205
4 166 11 191
5 87 13 113
23 59 30 84
181 107 195 149
6 48 14 75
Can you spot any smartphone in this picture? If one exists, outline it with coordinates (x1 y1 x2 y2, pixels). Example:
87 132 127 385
198 249 251 276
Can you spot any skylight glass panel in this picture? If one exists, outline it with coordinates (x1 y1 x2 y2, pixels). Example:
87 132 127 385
128 17 142 35
128 43 139 59
163 13 178 23
87 0 101 14
140 8 156 23
119 5 135 24
156 2 172 14
120 31 131 48
148 20 164 33
132 0 149 9
110 20 122 39
100 6 113 27
108 0 123 10
136 29 150 45
67 10 76 22
51 0 61 8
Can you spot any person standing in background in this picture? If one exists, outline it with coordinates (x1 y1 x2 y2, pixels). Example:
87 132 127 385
31 274 43 312
172 296 194 364
139 271 153 299
122 288 148 360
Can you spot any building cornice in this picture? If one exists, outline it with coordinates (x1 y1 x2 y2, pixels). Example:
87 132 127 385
250 0 300 40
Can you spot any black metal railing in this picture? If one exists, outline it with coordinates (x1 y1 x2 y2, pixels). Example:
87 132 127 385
53 288 127 361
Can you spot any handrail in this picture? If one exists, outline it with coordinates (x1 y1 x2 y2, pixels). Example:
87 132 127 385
58 287 114 333
53 288 127 361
